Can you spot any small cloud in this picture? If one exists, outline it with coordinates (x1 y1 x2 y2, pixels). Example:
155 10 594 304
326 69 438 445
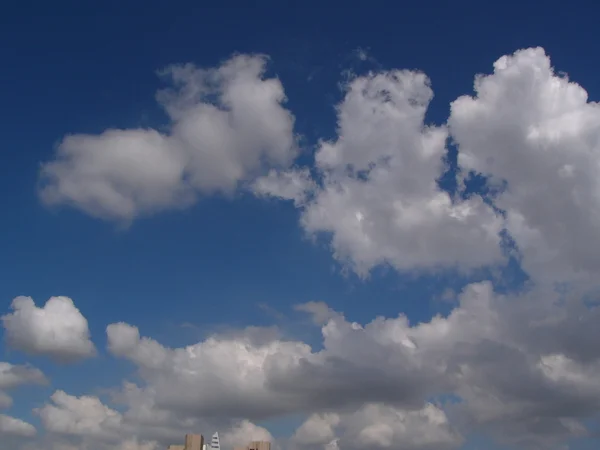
257 303 286 321
439 288 458 303
2 296 96 363
0 414 37 437
294 301 338 325
354 47 369 61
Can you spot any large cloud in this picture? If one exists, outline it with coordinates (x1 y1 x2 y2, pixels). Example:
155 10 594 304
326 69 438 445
32 388 272 450
255 69 504 276
105 317 443 420
105 321 313 419
0 278 597 449
449 47 600 284
39 55 297 223
2 296 96 362
99 279 600 449
36 390 123 440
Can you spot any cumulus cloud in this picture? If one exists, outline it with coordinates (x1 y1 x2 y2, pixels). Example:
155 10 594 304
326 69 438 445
2 296 96 362
105 321 313 419
255 69 504 276
220 420 274 449
292 403 462 450
0 362 47 410
293 301 338 326
255 47 600 284
39 54 297 223
449 47 600 284
292 412 340 447
3 278 597 449
33 387 271 450
0 362 47 391
98 278 600 449
36 390 123 439
0 414 36 437
36 47 600 281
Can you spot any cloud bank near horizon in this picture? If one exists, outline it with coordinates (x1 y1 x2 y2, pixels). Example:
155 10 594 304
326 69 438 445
2 279 600 449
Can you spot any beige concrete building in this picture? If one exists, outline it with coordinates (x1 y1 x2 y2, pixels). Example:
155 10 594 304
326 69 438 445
185 434 205 450
168 433 271 450
167 434 204 450
249 441 271 450
235 441 271 450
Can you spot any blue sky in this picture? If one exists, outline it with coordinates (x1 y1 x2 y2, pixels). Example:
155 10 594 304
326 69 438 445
1 1 600 449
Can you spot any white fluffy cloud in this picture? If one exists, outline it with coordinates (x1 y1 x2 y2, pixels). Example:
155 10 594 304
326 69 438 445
449 47 600 283
106 321 313 419
220 420 274 449
293 301 337 326
32 387 272 450
36 390 123 439
292 403 462 450
36 47 600 280
0 362 47 391
256 47 600 284
255 69 504 276
292 412 339 447
97 279 600 449
0 362 47 410
0 278 597 449
0 414 36 437
2 296 96 362
39 55 297 223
